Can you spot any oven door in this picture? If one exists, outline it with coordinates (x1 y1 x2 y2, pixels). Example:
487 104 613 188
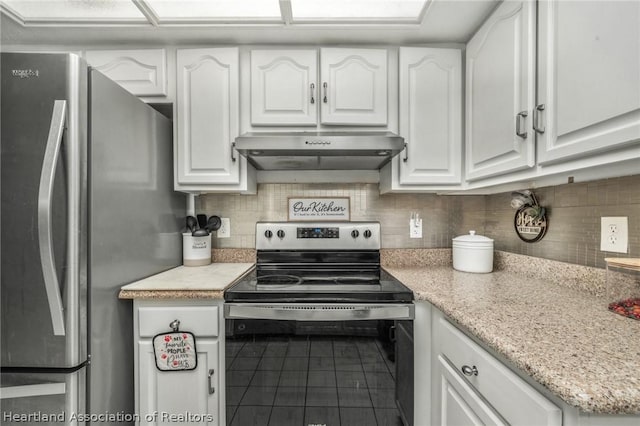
224 303 414 426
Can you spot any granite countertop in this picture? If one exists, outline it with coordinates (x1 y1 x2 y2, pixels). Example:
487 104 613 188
116 248 639 414
384 265 640 415
118 263 254 300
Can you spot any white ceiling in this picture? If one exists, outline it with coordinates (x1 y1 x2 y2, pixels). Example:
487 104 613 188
0 0 499 47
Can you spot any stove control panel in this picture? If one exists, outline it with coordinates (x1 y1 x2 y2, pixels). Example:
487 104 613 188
298 227 339 239
256 222 380 250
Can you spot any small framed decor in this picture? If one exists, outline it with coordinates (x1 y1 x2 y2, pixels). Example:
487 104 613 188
152 319 197 371
510 190 548 243
288 197 350 221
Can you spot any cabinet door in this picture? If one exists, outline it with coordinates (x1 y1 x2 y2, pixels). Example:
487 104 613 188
465 0 536 181
176 48 241 185
138 339 219 425
251 49 317 126
537 0 640 164
399 47 462 184
436 355 507 426
320 48 388 125
84 49 167 96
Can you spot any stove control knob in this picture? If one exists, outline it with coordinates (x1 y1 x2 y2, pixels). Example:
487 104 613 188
277 230 286 239
264 230 273 239
363 229 372 239
351 230 359 238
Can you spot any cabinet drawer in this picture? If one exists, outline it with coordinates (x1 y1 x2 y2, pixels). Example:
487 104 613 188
438 317 561 426
138 306 219 337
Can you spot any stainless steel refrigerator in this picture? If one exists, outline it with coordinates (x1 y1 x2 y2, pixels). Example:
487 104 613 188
1 52 185 425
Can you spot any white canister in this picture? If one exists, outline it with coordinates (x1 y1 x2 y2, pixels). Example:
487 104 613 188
182 233 212 267
452 230 494 273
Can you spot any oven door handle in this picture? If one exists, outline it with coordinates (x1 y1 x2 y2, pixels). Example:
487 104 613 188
224 303 414 321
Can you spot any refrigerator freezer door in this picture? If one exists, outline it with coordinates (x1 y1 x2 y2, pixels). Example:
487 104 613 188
1 369 85 426
87 70 184 419
1 53 87 369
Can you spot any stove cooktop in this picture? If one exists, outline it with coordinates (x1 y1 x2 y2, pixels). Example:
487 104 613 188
224 268 414 303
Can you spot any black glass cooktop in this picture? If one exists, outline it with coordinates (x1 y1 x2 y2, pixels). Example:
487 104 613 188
224 268 413 303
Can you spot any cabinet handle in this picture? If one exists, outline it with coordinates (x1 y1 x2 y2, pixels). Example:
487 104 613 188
533 104 546 134
323 82 328 103
310 83 315 104
461 365 478 377
516 111 528 139
208 369 215 394
402 142 408 163
231 142 237 162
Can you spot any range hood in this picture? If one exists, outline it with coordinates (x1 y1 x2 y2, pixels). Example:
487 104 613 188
234 131 405 170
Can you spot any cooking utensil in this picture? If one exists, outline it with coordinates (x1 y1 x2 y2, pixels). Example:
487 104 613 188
205 215 222 232
197 214 208 229
192 228 209 237
186 216 198 233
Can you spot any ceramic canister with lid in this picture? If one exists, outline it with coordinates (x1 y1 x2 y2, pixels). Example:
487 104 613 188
452 230 494 273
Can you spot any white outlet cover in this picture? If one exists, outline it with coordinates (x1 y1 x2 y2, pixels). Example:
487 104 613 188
600 217 628 253
410 218 422 239
217 218 231 239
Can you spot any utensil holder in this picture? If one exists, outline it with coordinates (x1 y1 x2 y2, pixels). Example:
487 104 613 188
182 233 211 266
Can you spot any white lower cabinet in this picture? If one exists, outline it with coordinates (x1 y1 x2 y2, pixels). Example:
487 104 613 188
134 300 224 425
431 308 562 426
437 355 507 425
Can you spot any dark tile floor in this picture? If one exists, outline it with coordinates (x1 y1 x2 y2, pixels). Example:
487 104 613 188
226 335 403 426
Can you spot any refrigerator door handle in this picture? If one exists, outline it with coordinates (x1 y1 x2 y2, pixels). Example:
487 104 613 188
37 99 67 336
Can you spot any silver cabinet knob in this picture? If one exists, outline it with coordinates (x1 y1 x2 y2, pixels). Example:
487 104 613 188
169 319 180 332
461 365 478 376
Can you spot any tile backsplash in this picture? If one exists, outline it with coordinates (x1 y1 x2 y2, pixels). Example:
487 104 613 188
198 175 640 269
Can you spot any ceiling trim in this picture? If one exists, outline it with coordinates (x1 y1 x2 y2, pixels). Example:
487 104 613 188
0 3 24 26
132 0 159 27
0 0 434 28
279 0 293 25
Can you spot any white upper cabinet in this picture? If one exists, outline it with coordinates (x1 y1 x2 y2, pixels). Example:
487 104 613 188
536 0 640 164
176 47 255 193
248 47 388 127
320 48 388 126
84 49 167 96
465 0 536 181
250 49 318 126
399 47 462 185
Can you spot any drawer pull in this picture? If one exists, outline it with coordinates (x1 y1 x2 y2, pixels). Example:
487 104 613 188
169 319 180 332
461 365 478 376
208 369 215 395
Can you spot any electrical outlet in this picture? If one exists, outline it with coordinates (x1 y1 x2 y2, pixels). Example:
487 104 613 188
410 213 422 239
600 217 628 253
217 218 231 238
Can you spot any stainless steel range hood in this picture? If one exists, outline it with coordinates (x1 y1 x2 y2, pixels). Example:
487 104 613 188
234 131 405 170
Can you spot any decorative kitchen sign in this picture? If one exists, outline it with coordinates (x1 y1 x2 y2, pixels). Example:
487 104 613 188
288 197 350 221
514 207 548 242
152 321 197 372
510 190 548 243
